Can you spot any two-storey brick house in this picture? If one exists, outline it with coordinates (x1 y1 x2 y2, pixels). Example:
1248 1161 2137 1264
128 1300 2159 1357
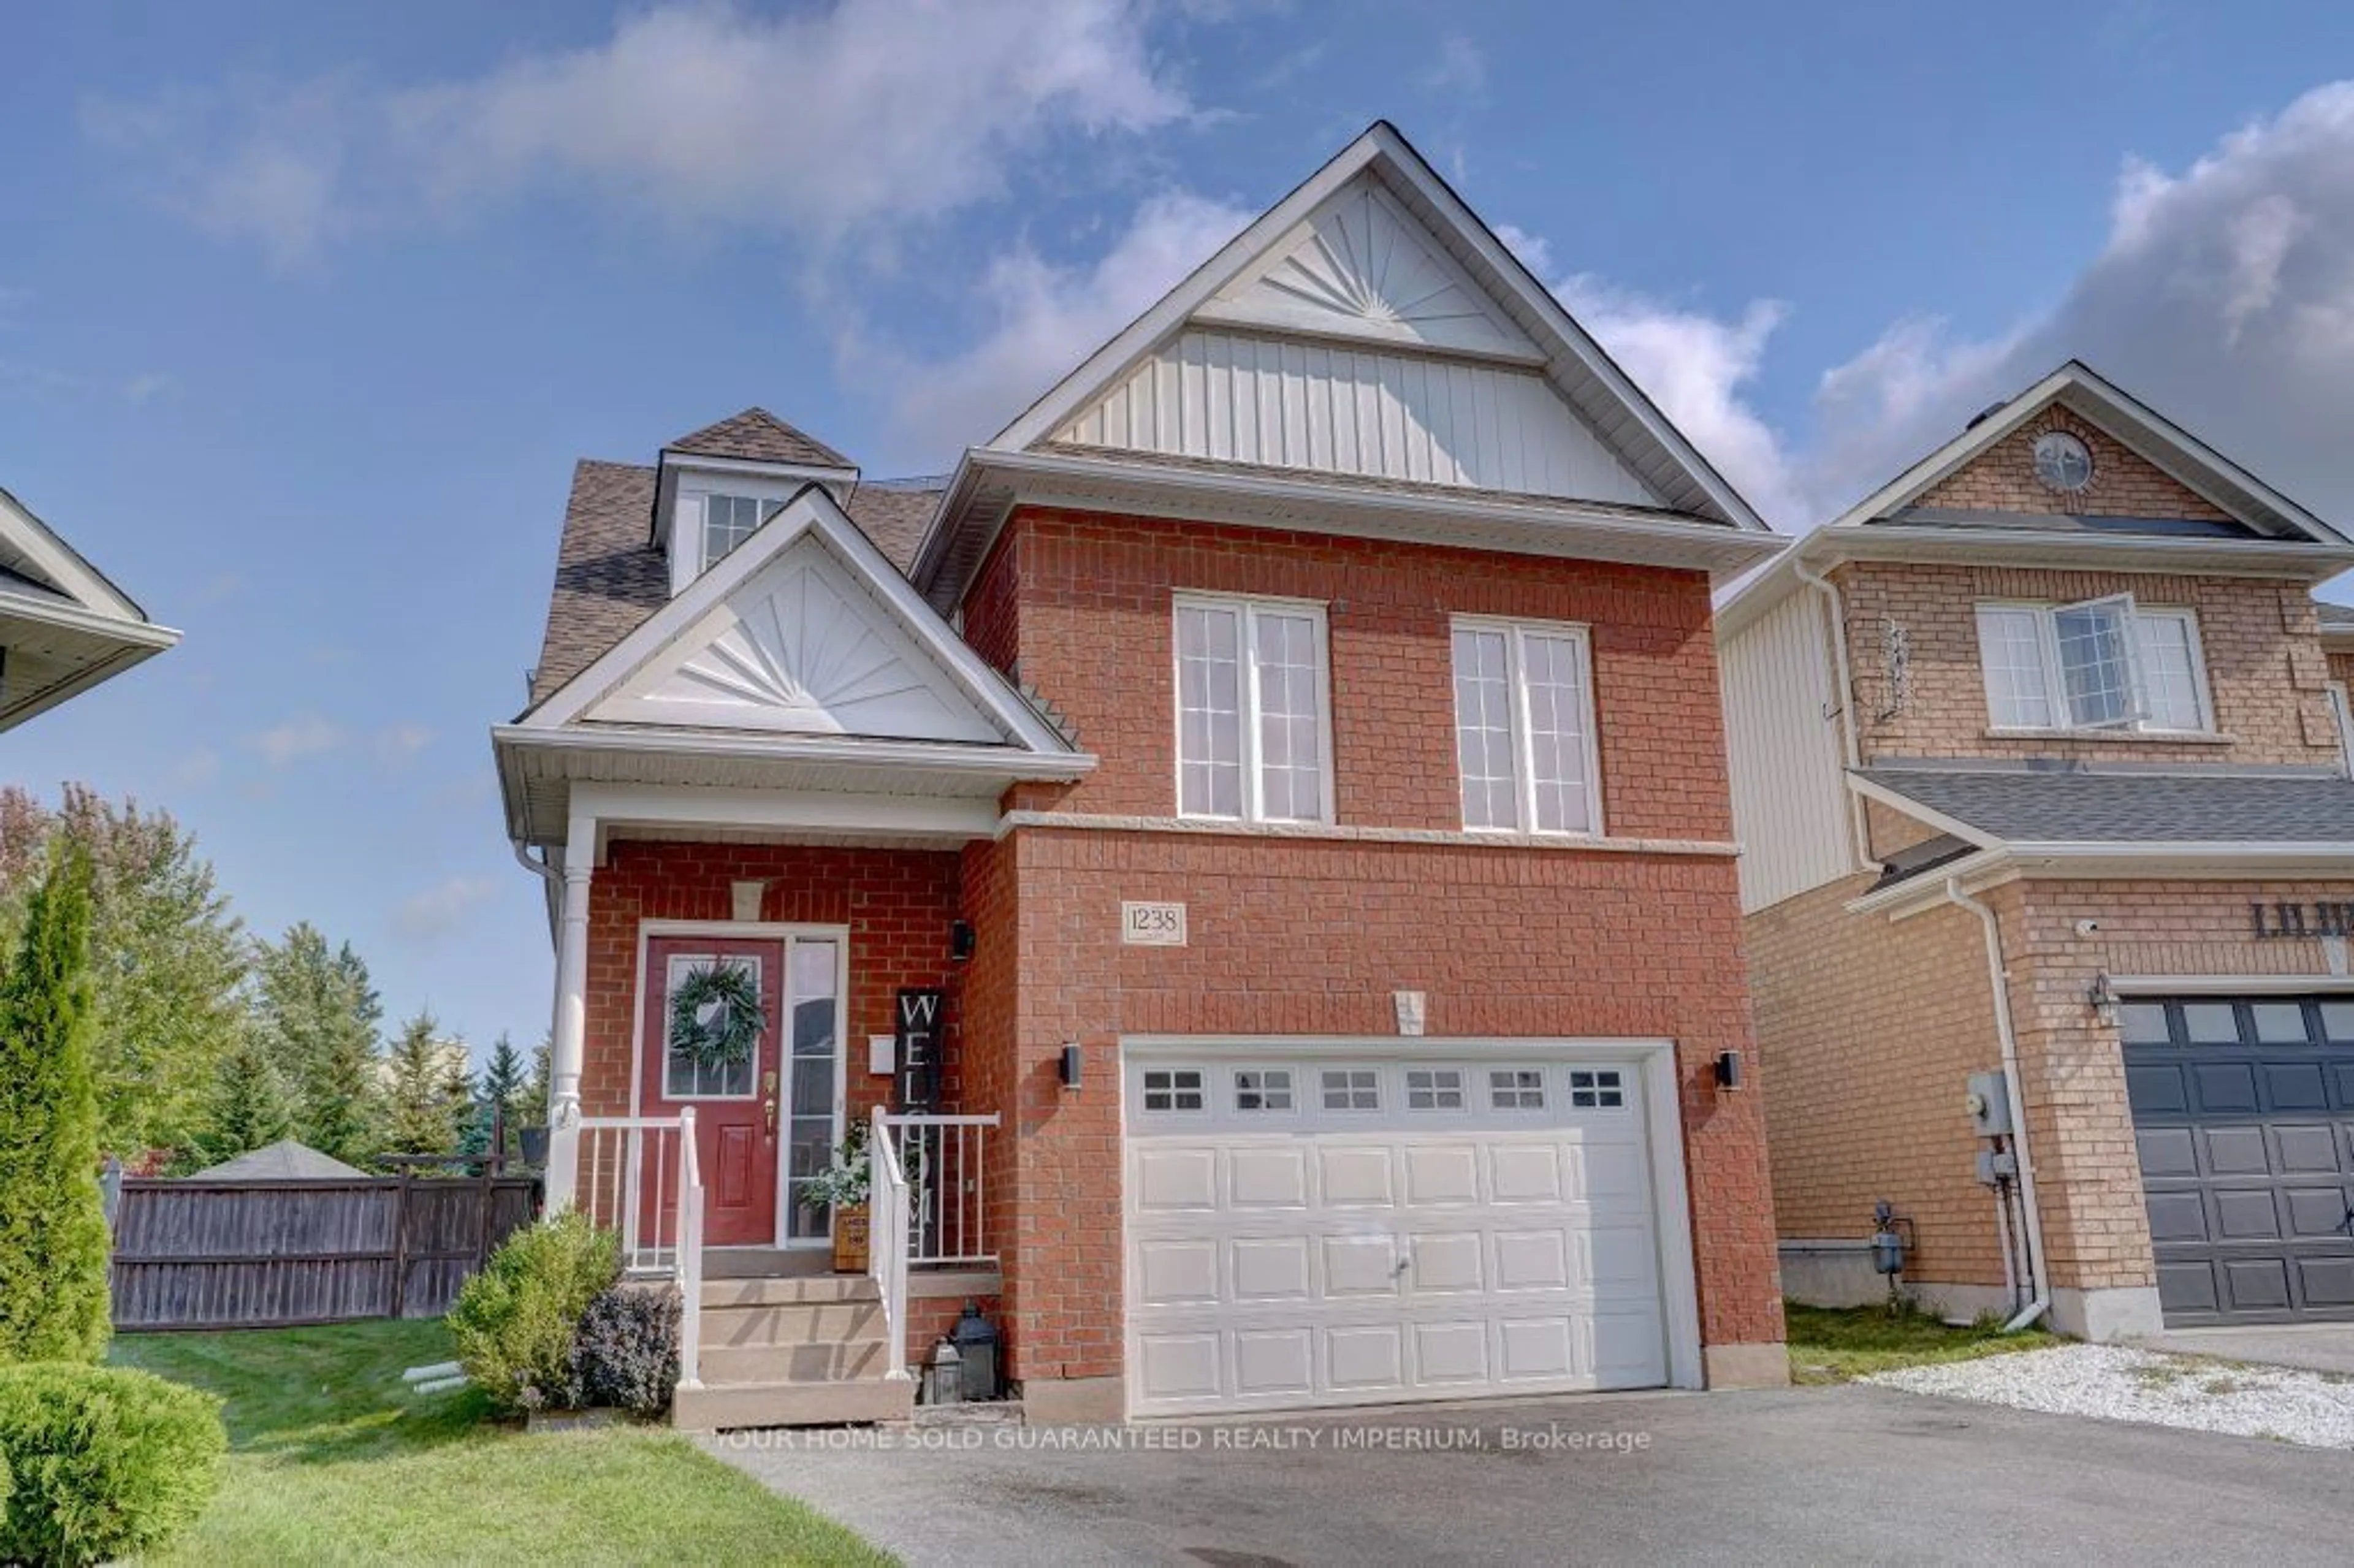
498 123 1789 1428
1721 362 2354 1339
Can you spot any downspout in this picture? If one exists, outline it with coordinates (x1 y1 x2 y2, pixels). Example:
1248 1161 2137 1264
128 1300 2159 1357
511 838 563 946
1945 877 2052 1332
1793 559 1875 873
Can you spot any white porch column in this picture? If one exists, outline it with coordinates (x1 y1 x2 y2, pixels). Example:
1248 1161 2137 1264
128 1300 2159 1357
543 812 596 1211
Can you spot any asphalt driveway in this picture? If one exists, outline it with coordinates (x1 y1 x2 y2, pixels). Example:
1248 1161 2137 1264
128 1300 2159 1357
709 1385 2354 1566
2140 1322 2354 1376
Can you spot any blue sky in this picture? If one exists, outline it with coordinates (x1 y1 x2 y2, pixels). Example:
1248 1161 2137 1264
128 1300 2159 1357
7 1 2354 1059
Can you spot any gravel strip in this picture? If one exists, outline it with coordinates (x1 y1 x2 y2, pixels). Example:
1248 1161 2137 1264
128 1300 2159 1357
1868 1343 2354 1450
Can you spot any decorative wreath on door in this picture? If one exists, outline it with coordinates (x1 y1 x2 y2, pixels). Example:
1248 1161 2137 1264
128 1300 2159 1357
668 960 766 1072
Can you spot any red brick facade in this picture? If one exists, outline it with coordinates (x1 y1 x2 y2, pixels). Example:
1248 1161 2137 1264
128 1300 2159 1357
577 843 967 1127
580 506 1787 1400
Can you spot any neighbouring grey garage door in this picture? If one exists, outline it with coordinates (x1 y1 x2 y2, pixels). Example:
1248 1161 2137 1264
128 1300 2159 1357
2124 997 2354 1324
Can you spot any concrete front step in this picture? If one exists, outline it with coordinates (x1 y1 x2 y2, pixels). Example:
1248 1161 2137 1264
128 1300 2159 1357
673 1374 914 1432
702 1273 877 1309
700 1337 886 1386
702 1298 886 1348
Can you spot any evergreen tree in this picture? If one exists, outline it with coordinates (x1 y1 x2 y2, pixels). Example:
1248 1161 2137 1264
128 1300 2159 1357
250 923 383 1166
191 1035 295 1167
525 1033 552 1124
0 785 247 1160
385 1010 471 1156
0 847 111 1361
462 1033 530 1162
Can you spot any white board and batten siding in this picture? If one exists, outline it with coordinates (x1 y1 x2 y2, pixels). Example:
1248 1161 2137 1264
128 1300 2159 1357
1721 588 1854 912
1059 329 1661 507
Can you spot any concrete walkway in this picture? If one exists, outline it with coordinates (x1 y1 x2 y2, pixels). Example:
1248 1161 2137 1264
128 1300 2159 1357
710 1385 2354 1566
2138 1322 2354 1376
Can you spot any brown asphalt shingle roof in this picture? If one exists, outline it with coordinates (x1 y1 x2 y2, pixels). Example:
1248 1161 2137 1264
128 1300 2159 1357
666 408 854 470
523 461 943 712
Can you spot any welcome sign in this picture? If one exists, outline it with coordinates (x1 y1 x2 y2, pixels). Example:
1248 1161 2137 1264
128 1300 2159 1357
894 988 946 1111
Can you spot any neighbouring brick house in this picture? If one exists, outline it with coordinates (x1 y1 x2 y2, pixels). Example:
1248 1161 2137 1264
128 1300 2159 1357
1721 360 2354 1339
497 122 1789 1429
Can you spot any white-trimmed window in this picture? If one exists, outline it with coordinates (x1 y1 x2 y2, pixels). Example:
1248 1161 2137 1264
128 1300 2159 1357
1450 618 1602 834
1975 598 2212 734
2331 682 2354 778
701 493 787 573
1320 1068 1379 1111
1173 593 1331 823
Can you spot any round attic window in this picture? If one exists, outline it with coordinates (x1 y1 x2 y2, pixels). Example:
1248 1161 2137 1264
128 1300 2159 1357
2032 431 2094 492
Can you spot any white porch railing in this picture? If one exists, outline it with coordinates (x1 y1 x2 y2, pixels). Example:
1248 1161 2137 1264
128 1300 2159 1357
867 1106 912 1382
882 1113 999 1267
576 1113 705 1393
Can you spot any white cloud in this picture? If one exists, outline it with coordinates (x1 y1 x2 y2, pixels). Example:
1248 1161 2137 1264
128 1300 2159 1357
1541 274 1807 527
83 0 1192 268
1507 80 2354 536
251 717 340 767
877 188 1254 454
172 750 222 788
376 723 432 759
392 877 500 945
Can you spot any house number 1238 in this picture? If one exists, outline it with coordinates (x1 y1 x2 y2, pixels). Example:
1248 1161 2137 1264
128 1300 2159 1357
1121 901 1187 946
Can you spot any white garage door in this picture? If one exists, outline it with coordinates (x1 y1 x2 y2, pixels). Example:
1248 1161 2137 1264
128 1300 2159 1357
1124 1052 1674 1416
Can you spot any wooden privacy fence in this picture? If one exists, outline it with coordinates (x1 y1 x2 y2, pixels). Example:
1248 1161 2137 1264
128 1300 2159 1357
110 1173 539 1331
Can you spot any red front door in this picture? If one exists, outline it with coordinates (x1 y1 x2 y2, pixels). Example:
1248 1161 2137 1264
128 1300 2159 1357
641 935 783 1247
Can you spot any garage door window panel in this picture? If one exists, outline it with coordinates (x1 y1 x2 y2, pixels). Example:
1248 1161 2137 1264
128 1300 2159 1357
1322 1070 1381 1112
1143 1069 1207 1113
1490 1069 1546 1110
1234 1069 1294 1113
1406 1069 1465 1110
1570 1069 1626 1109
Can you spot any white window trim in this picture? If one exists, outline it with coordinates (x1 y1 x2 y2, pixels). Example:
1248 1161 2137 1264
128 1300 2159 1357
1975 598 2216 737
1450 614 1607 837
1170 590 1337 826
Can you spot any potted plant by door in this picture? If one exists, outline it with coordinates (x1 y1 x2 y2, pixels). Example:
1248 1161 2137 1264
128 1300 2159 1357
807 1123 874 1274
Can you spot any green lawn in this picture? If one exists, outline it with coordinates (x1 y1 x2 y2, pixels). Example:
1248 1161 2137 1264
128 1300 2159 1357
1785 1301 2063 1385
110 1319 891 1567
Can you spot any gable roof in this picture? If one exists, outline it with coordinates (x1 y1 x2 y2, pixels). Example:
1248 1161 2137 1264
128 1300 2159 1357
1827 360 2347 545
188 1138 368 1182
0 484 179 730
522 481 1072 756
665 408 854 470
525 462 945 710
973 121 1765 530
1718 362 2354 640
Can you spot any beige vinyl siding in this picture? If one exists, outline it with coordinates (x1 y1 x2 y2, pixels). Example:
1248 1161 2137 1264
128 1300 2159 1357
1722 587 1853 911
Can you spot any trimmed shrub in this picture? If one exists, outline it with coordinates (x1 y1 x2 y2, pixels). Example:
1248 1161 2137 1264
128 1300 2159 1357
447 1211 620 1414
573 1285 682 1418
0 1362 226 1566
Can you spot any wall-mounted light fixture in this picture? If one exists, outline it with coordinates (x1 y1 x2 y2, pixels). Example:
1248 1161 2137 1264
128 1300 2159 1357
950 919 976 962
2086 970 2120 1027
1713 1050 1743 1090
1058 1042 1083 1091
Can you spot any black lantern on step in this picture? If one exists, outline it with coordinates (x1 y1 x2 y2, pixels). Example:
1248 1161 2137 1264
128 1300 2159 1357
951 1301 999 1401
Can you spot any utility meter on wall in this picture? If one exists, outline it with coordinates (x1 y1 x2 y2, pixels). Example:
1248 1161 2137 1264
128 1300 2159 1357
1965 1070 2012 1138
